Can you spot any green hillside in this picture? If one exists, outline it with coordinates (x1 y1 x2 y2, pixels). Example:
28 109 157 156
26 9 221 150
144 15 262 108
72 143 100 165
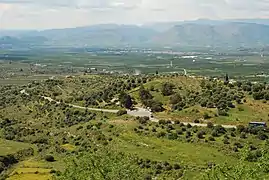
2 74 269 179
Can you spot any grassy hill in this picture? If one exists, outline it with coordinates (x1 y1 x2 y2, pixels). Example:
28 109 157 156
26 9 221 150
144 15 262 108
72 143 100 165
2 74 269 179
127 75 269 125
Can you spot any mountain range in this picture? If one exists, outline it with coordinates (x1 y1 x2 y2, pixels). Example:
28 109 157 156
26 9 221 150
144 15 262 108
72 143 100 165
2 19 269 48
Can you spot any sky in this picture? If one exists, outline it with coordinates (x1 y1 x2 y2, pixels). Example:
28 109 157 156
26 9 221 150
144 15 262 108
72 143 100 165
0 0 269 29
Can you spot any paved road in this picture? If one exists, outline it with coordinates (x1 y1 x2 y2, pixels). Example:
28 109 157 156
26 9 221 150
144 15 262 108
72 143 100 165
21 89 237 128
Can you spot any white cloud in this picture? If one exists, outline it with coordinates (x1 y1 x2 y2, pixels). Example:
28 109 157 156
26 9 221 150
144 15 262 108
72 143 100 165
0 0 269 29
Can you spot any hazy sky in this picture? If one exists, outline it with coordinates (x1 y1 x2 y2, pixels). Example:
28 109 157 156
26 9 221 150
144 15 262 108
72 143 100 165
0 0 269 29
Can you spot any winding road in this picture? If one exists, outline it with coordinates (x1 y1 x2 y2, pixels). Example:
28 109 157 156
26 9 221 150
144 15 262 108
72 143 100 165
21 89 237 129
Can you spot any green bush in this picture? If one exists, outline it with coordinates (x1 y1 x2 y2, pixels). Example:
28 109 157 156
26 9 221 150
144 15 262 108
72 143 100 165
208 136 215 141
257 131 268 140
237 125 246 133
207 122 214 128
214 125 226 135
187 124 192 128
174 163 181 170
240 132 247 139
197 131 206 139
161 82 175 96
223 138 230 144
194 119 200 123
44 155 55 162
211 130 219 137
138 116 150 124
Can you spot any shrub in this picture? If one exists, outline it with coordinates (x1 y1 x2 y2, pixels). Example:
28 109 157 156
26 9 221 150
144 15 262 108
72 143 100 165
257 131 268 140
192 127 198 133
214 125 226 135
159 120 167 125
223 138 230 144
174 120 180 124
155 163 163 170
139 117 150 124
146 100 164 112
197 131 206 139
167 133 178 140
155 169 161 174
207 122 214 128
186 131 192 138
179 123 185 127
245 150 262 162
231 132 236 137
163 161 169 166
224 134 230 139
211 130 218 137
237 125 246 133
250 145 257 151
234 142 244 149
157 132 166 138
167 125 175 130
161 82 175 96
233 147 239 152
240 132 247 139
187 124 192 128
170 94 182 105
165 165 173 171
174 163 181 170
45 155 55 162
207 162 216 169
208 136 215 141
248 126 261 135
194 119 200 123
50 169 57 174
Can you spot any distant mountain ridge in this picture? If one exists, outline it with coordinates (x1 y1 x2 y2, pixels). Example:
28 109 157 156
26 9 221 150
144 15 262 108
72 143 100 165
2 19 269 48
151 22 269 47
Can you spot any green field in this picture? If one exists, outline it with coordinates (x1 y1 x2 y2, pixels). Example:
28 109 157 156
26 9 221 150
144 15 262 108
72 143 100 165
2 48 269 83
0 139 33 156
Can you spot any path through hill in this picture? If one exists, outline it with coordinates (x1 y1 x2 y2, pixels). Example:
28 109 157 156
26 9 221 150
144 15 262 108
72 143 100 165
21 89 237 128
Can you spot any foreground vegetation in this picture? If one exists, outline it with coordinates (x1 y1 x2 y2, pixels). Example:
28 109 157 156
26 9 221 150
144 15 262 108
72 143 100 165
1 73 269 179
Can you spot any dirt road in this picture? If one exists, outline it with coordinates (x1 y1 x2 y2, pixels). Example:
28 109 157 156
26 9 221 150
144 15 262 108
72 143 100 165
21 89 237 128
